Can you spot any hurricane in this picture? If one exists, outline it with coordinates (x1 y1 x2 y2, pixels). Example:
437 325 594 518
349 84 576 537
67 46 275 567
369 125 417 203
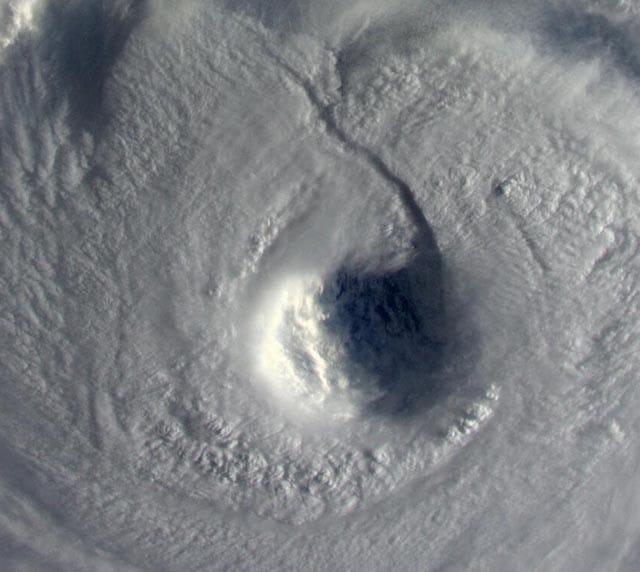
1 0 640 570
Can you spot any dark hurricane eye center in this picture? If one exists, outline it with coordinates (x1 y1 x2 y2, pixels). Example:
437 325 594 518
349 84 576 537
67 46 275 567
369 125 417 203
251 241 451 420
318 250 447 415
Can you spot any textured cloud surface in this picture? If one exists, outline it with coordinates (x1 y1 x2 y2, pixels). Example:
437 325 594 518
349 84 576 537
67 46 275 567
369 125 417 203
2 1 640 570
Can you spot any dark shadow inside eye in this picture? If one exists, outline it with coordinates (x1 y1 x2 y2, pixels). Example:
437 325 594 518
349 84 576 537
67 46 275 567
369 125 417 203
318 245 451 417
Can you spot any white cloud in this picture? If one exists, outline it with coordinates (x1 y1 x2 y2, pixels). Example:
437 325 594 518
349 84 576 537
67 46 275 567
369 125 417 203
0 0 41 49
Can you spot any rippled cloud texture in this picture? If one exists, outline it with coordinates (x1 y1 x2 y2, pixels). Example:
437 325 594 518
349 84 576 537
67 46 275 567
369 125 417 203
2 0 640 570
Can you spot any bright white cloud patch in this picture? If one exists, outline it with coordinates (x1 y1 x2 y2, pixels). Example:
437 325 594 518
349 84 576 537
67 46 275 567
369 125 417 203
0 0 40 48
